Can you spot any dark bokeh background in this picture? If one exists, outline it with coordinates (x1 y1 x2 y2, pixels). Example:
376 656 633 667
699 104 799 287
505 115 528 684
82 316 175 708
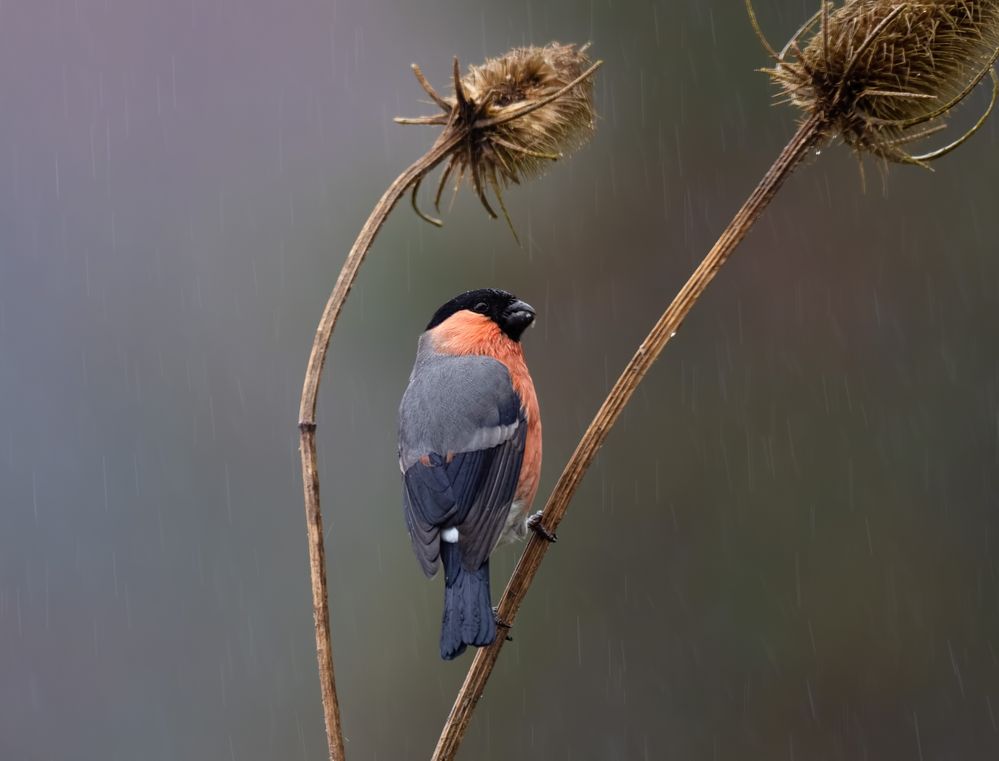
2 1 999 759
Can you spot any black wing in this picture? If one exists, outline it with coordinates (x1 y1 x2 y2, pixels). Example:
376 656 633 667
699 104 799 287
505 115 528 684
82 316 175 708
402 412 527 577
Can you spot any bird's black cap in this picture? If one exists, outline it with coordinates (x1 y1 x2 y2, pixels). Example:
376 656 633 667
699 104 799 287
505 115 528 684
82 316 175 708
426 288 536 342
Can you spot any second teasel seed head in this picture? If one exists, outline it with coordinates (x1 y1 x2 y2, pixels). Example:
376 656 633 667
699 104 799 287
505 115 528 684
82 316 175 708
758 0 999 165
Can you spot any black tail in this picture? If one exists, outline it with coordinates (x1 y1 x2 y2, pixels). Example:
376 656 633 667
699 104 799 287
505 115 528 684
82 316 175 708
440 541 496 660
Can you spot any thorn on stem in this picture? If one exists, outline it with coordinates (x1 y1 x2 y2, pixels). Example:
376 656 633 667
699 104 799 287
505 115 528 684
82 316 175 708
452 56 470 111
410 62 452 111
411 175 444 227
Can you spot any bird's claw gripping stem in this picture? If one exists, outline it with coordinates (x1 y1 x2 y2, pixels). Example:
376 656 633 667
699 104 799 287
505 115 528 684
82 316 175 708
492 607 513 640
527 511 557 543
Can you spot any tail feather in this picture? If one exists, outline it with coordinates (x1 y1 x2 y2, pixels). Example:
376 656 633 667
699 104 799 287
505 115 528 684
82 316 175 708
440 541 496 660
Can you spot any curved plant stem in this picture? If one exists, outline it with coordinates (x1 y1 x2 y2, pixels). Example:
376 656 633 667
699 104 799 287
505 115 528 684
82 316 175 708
431 110 827 761
298 128 462 761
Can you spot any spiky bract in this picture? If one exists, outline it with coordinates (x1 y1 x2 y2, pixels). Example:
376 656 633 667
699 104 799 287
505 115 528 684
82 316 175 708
769 1 999 164
398 42 600 233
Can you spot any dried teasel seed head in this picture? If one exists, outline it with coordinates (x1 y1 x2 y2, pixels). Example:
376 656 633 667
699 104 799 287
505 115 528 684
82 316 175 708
396 42 601 236
459 43 597 181
764 1 999 165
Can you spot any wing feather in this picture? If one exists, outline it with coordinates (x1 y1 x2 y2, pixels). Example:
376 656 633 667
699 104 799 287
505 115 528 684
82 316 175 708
399 353 527 577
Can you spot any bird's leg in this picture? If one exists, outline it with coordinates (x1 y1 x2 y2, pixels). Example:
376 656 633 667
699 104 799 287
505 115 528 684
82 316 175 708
527 511 557 543
492 607 513 640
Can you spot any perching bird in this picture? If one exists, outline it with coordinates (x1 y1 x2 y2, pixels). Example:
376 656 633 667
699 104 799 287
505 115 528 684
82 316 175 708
398 288 549 660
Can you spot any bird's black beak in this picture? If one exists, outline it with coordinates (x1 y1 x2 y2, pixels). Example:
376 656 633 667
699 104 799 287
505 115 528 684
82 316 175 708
502 299 536 341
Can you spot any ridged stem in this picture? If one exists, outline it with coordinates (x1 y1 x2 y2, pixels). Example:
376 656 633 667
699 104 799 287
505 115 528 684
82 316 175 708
432 111 828 761
298 128 463 761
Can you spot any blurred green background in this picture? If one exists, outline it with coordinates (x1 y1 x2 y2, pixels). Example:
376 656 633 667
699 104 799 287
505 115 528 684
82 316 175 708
2 1 999 759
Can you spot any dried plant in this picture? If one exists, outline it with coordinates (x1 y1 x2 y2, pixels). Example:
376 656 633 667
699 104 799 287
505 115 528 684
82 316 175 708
763 0 999 165
432 4 999 760
296 42 600 761
398 42 597 236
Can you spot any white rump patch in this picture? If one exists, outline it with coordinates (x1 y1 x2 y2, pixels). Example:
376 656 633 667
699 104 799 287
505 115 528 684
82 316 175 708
441 527 459 543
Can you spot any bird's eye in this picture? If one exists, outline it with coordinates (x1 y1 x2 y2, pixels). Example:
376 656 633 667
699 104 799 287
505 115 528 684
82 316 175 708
473 302 488 313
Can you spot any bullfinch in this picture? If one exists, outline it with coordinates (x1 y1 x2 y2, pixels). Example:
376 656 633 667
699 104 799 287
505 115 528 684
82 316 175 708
398 288 547 660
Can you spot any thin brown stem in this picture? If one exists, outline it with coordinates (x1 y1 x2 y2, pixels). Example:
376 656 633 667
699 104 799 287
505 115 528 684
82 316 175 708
492 136 560 160
298 127 463 761
411 175 444 227
821 1 828 73
431 111 827 761
894 48 999 128
452 56 470 111
779 9 822 62
411 63 452 111
486 167 520 246
909 68 999 162
434 157 456 212
744 0 781 61
395 115 451 126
